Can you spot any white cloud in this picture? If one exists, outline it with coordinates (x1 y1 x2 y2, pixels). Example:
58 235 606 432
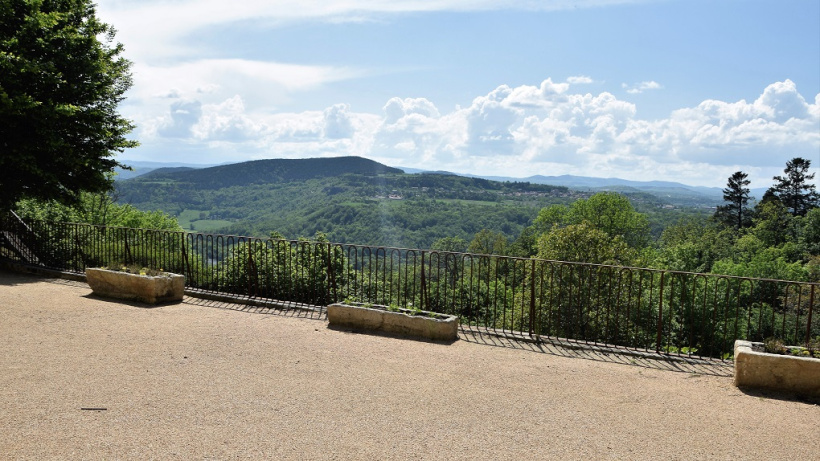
623 81 663 94
567 75 594 84
131 59 361 106
129 80 820 187
98 0 654 56
323 104 355 139
156 100 202 138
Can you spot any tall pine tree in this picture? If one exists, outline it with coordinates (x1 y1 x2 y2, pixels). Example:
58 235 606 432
767 157 819 217
714 171 752 229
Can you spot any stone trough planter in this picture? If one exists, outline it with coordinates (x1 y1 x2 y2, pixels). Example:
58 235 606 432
85 267 185 305
327 302 459 342
733 340 820 397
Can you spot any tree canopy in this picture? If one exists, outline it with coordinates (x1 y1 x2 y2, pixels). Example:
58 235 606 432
714 171 751 229
767 157 818 217
0 0 136 210
533 192 650 248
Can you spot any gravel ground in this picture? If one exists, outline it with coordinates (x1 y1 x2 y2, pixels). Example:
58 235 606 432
1 270 818 460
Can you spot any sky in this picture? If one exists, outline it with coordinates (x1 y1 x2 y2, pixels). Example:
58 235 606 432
96 0 820 188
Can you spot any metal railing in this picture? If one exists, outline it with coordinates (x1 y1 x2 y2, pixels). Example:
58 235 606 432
1 215 817 359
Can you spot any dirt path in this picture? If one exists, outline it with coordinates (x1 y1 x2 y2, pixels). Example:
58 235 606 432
1 271 817 460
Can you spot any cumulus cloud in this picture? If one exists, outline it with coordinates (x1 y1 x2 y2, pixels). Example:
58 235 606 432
157 100 202 138
323 104 355 139
134 79 820 187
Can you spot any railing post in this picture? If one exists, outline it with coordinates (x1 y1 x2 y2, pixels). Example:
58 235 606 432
529 259 536 338
124 235 132 266
181 234 191 283
247 240 257 297
656 272 665 352
420 250 427 311
327 242 337 304
806 285 815 346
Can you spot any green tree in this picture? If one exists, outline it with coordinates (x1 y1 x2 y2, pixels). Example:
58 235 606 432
15 192 181 231
468 229 508 255
431 236 468 253
714 171 752 229
533 192 649 249
533 204 568 235
800 208 820 256
767 157 819 217
751 200 796 247
567 192 649 247
0 0 136 210
536 222 636 265
653 217 732 273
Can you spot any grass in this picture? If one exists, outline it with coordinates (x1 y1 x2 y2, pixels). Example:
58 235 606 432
178 209 233 233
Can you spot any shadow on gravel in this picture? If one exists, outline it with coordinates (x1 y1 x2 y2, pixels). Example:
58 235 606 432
737 387 820 406
10 264 731 378
184 294 328 321
0 268 54 287
183 289 734 377
326 323 459 345
459 324 734 377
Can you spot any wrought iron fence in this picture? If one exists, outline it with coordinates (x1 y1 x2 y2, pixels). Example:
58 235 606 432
1 215 817 360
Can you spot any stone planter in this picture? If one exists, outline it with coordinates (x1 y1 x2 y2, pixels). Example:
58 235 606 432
85 268 185 305
733 340 820 397
327 302 458 342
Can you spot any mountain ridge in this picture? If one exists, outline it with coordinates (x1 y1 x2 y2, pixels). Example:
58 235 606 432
120 156 758 206
126 156 404 189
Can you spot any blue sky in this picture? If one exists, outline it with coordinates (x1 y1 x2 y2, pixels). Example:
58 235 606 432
97 0 820 188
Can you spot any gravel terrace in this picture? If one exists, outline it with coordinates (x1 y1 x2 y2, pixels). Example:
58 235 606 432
1 270 817 460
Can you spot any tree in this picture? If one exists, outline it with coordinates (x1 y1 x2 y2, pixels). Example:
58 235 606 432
468 229 508 255
431 236 468 253
714 171 752 229
767 157 819 217
751 200 795 247
536 222 636 265
533 192 649 248
800 208 820 256
0 0 137 210
15 191 182 231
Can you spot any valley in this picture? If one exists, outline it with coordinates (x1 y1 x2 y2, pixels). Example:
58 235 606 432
115 156 715 249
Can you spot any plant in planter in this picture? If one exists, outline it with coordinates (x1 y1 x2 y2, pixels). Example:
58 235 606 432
734 338 820 398
761 337 820 359
85 264 185 305
327 298 458 341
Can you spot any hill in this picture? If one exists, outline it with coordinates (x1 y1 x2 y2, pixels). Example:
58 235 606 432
136 156 403 189
114 160 219 180
115 156 590 248
473 174 724 207
115 156 714 249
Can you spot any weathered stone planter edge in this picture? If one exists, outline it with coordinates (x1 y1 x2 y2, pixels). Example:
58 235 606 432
85 267 185 305
327 302 459 342
733 339 820 398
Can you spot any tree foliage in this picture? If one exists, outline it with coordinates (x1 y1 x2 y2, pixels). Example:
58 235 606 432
767 157 818 217
532 192 649 251
536 222 637 266
15 192 181 231
714 171 751 229
0 0 136 209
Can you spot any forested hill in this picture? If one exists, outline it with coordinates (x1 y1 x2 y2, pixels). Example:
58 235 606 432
137 156 403 189
115 156 605 248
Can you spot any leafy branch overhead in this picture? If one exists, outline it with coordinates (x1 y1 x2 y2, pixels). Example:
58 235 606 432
0 0 137 210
